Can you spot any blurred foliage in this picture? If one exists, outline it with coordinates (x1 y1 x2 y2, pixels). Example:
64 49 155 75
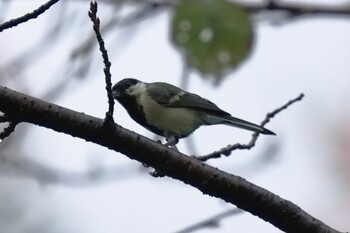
171 0 253 84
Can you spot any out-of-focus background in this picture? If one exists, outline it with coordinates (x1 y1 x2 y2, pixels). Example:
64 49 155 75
0 0 349 232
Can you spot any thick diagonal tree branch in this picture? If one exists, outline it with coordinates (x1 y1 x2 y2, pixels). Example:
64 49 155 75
0 86 343 233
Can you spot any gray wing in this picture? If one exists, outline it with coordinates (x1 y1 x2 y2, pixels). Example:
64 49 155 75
147 82 230 115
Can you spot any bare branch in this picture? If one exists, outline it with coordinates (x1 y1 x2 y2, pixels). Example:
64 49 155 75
88 1 115 125
196 93 305 161
0 86 342 233
174 208 243 233
0 0 61 32
245 0 350 17
0 153 144 187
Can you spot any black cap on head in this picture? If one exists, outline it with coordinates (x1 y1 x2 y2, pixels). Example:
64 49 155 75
112 78 140 94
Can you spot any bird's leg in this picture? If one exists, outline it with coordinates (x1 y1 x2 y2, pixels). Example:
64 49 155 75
164 136 178 146
164 136 179 151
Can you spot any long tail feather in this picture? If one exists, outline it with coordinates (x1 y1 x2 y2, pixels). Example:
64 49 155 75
221 115 275 135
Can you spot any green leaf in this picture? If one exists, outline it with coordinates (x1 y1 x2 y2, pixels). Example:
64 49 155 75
171 0 253 84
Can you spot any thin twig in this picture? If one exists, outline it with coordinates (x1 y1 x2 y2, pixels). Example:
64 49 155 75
174 208 243 233
196 93 305 161
0 0 61 32
0 153 144 187
245 0 350 17
88 1 115 126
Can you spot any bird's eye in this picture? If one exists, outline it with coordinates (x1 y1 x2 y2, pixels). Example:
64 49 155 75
121 82 132 92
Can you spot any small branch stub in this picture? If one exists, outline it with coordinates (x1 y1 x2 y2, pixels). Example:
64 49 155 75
0 115 19 140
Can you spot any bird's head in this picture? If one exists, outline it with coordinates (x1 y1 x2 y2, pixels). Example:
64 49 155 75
112 78 143 100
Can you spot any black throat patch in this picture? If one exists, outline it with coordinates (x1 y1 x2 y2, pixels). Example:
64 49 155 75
116 95 165 137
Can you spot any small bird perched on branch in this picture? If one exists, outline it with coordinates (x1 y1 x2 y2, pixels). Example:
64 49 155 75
112 78 275 147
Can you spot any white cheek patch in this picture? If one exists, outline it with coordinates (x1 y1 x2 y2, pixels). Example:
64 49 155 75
127 82 147 97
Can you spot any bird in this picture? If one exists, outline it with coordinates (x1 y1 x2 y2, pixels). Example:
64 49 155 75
112 78 275 147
